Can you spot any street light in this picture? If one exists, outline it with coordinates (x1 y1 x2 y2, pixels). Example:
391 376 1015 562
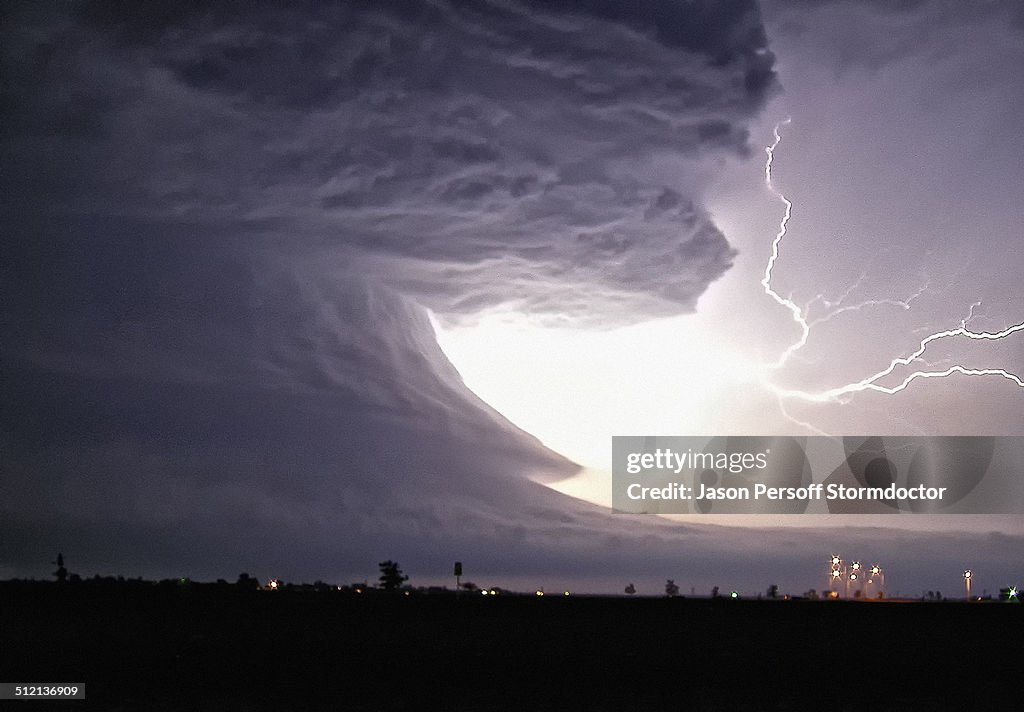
963 570 973 600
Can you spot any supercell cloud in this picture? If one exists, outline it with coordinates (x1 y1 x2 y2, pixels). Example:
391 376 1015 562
4 0 776 325
0 0 867 585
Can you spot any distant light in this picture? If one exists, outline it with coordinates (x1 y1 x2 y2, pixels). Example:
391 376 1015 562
730 591 739 599
870 566 881 576
851 562 861 571
404 591 410 596
481 590 489 596
563 591 571 597
832 570 841 578
964 570 973 580
850 573 858 581
535 590 544 597
267 579 279 590
831 555 841 566
1009 586 1019 600
489 589 497 596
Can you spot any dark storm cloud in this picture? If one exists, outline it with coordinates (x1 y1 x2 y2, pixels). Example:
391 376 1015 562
4 0 775 324
1 1 777 582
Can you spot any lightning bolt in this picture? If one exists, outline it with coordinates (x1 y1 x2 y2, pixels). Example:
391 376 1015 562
759 119 1024 419
760 118 808 370
804 274 929 329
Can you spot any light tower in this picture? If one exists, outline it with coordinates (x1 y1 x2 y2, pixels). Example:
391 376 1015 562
866 564 885 599
848 561 863 598
828 554 845 598
963 570 973 600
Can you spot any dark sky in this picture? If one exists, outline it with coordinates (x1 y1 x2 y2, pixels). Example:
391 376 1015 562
3 0 1023 595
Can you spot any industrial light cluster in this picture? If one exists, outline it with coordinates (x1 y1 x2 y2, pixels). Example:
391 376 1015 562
827 555 884 599
825 560 1020 601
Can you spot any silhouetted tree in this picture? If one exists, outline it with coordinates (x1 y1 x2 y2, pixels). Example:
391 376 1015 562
767 584 778 599
236 572 260 591
52 553 67 583
378 560 409 591
711 586 720 598
624 583 636 595
665 579 679 597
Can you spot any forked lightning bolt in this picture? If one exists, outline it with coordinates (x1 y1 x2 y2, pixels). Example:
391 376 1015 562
759 119 1024 414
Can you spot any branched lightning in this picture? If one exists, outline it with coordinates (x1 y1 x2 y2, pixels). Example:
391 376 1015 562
760 118 808 370
805 275 929 329
759 119 1024 420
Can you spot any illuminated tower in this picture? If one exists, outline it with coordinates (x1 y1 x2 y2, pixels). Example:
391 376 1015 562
865 564 885 599
848 561 863 598
828 554 845 598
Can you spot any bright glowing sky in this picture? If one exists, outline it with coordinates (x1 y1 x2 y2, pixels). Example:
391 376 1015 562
432 0 1024 518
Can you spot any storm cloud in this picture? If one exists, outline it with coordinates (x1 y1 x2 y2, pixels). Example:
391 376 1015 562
1 1 797 585
3 0 776 325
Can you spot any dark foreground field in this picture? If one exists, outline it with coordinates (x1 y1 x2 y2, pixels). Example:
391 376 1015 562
2 582 1020 711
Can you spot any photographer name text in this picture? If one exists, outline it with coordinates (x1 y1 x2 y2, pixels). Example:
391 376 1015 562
626 483 948 501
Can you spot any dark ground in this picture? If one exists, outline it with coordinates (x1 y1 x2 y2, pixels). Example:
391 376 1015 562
2 581 1020 711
